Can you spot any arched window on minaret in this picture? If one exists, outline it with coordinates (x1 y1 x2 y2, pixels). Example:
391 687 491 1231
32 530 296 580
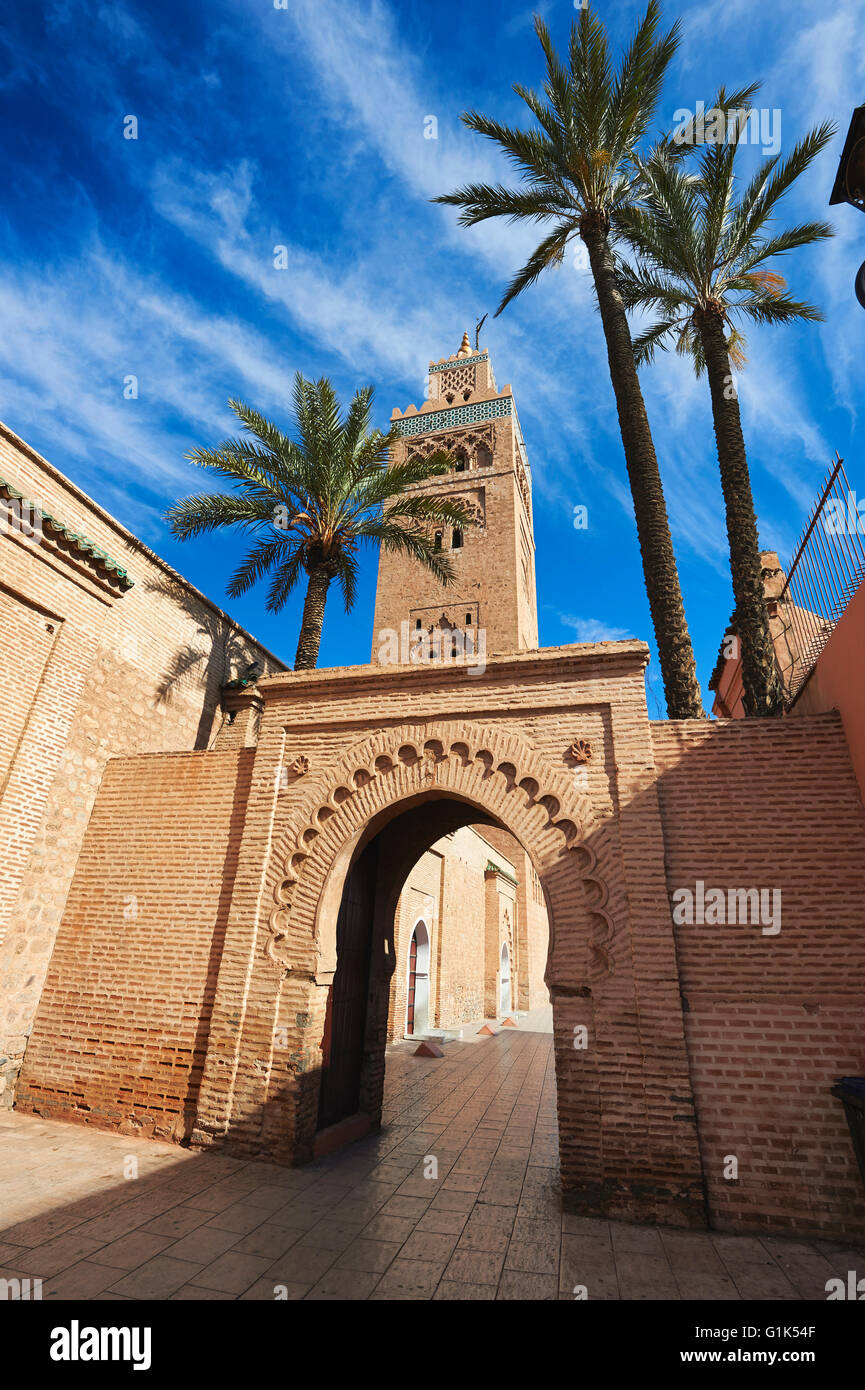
476 444 492 469
452 528 463 550
434 530 442 552
454 451 467 472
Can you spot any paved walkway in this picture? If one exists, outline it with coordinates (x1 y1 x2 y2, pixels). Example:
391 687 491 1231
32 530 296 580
1 1008 861 1300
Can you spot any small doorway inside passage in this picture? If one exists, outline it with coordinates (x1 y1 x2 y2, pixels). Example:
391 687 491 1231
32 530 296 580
406 919 430 1036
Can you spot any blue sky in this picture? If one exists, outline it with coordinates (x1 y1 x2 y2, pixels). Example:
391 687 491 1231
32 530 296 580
0 0 862 713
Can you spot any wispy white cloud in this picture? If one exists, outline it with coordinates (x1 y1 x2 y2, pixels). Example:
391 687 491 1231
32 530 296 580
551 612 635 643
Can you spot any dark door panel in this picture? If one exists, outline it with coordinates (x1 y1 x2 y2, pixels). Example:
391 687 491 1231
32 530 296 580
317 843 377 1129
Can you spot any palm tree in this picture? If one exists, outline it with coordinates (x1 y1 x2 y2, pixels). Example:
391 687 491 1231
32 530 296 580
614 97 835 715
433 2 705 719
166 373 476 671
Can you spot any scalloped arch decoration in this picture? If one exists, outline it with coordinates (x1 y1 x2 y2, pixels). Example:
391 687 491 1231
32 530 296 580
265 719 616 980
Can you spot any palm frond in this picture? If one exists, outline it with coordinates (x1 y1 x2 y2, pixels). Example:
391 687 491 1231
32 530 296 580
359 520 458 586
226 534 296 600
495 221 574 315
164 491 276 540
631 317 679 365
263 545 306 613
433 180 574 226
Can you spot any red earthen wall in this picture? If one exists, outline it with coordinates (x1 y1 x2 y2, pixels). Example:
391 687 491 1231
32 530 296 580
15 748 255 1141
652 713 865 1240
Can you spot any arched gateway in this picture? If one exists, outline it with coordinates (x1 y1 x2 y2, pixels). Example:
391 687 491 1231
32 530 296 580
187 654 706 1230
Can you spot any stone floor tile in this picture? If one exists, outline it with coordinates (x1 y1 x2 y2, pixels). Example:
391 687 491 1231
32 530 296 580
444 1247 505 1285
204 1202 277 1236
140 1207 209 1239
360 1214 417 1244
44 1260 124 1299
335 1238 403 1273
610 1223 665 1254
414 1207 469 1237
228 1224 304 1262
379 1195 431 1221
160 1225 241 1266
192 1251 273 1295
17 1232 106 1278
370 1257 442 1299
264 1245 339 1286
433 1279 496 1300
170 1285 236 1300
306 1267 382 1299
89 1231 174 1270
240 1278 307 1300
398 1230 460 1264
497 1270 558 1299
108 1256 205 1299
296 1219 366 1254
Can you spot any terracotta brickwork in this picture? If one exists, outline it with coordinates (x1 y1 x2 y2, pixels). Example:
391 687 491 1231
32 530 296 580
0 422 283 1106
16 749 255 1140
651 714 865 1240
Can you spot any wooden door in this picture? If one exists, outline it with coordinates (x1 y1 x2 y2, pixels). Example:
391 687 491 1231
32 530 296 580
317 844 377 1129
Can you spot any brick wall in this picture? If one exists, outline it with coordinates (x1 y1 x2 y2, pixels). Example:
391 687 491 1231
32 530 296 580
651 714 865 1240
0 422 284 1106
15 749 255 1139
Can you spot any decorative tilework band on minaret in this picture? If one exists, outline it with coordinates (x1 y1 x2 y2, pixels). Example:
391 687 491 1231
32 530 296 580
371 336 538 663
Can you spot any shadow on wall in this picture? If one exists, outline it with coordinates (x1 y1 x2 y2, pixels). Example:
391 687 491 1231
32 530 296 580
650 712 865 1243
143 575 276 750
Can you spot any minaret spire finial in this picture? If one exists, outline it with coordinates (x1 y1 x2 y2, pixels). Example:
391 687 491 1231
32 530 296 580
457 330 471 357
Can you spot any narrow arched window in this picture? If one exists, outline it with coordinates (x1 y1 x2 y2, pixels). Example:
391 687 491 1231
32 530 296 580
455 453 467 472
434 530 442 552
476 444 492 468
452 528 463 549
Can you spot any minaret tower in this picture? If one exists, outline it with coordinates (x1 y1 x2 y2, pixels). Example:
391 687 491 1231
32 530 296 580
371 333 538 662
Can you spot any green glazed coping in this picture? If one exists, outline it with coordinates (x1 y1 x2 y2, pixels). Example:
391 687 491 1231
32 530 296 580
0 476 134 588
485 860 519 886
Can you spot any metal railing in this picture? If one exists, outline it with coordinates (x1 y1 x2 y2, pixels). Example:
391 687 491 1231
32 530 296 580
780 453 865 703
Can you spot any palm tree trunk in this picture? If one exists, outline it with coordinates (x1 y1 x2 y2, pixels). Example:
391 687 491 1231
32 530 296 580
580 216 704 720
695 308 783 717
294 564 332 671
